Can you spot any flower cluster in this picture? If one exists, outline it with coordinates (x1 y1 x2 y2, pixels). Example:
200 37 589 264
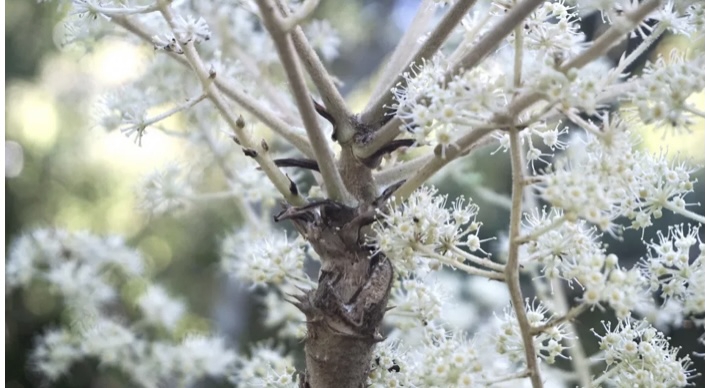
371 186 483 275
629 51 705 130
522 208 649 319
31 318 238 387
233 344 298 387
495 301 571 365
593 318 693 387
641 224 705 319
369 326 484 387
137 162 195 216
392 55 505 154
221 227 309 287
6 229 144 312
537 113 696 232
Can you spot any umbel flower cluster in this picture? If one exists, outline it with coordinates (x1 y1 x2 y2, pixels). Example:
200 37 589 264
8 0 705 387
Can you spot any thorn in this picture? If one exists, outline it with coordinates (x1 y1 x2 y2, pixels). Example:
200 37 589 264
311 98 335 125
311 97 338 141
374 180 406 206
360 139 416 168
287 174 299 196
273 158 320 172
385 305 396 312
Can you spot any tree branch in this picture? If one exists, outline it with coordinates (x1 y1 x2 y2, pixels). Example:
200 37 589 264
507 125 542 388
256 0 352 203
158 5 306 207
447 0 543 81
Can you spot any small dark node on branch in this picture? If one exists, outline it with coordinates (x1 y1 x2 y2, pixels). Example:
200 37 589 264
208 68 216 79
242 148 258 158
261 139 269 152
231 136 241 145
236 115 246 129
273 158 320 172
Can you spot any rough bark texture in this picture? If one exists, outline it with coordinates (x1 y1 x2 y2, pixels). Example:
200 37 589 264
275 167 401 388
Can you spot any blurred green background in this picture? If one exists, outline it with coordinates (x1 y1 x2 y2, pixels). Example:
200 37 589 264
5 1 705 387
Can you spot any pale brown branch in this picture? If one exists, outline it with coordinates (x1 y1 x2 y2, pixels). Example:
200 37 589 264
507 125 542 388
256 0 352 203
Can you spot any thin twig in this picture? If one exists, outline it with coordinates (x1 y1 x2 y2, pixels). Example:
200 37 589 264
507 124 543 388
392 126 496 200
450 246 506 272
122 92 207 135
530 302 589 335
373 153 434 188
256 0 352 203
419 246 505 281
516 215 567 244
285 13 356 143
447 0 543 81
479 369 531 385
110 15 315 159
664 202 705 224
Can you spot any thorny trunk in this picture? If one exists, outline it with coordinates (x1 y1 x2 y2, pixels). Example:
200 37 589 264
275 116 402 388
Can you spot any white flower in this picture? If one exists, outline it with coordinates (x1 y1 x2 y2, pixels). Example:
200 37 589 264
641 224 704 317
592 318 693 387
235 343 297 386
31 329 83 381
221 228 308 287
305 20 341 62
172 15 211 44
371 186 483 276
81 318 141 366
137 285 186 331
137 163 194 216
177 335 237 379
